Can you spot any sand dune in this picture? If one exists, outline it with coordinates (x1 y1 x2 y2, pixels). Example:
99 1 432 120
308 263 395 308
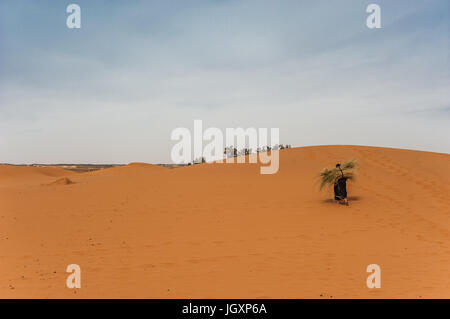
0 146 449 298
0 165 75 187
84 162 166 178
0 165 74 180
46 177 75 186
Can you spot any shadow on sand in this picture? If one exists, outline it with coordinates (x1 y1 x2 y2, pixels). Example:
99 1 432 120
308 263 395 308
321 196 362 204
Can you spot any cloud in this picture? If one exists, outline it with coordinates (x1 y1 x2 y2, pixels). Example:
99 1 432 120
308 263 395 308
0 0 449 163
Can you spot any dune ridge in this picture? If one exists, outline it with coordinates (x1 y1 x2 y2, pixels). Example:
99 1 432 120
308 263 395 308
0 165 74 179
46 177 75 186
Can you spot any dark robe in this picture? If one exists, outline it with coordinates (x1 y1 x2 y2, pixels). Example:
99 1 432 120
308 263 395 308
334 177 347 200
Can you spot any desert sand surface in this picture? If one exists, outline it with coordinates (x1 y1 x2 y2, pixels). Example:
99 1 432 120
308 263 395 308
0 145 449 298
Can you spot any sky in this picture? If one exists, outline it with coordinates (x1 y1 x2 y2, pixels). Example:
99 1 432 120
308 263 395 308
0 0 449 164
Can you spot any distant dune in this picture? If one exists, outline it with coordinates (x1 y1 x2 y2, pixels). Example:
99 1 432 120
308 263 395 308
0 165 75 187
0 165 74 179
46 177 75 186
0 146 449 298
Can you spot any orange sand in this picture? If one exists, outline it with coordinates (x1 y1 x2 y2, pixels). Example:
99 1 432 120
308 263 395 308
0 146 449 298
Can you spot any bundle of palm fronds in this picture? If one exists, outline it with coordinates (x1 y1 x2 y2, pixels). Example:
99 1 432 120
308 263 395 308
319 160 357 190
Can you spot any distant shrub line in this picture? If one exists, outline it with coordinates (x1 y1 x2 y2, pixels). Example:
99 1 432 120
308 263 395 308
189 144 292 165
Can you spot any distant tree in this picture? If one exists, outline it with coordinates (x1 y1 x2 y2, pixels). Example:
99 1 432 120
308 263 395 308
237 148 252 156
193 156 206 164
224 146 233 158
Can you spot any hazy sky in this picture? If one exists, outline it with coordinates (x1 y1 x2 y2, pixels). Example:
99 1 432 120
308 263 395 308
1 0 449 164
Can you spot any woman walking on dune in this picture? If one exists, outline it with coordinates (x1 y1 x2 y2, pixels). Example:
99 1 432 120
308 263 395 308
319 160 357 205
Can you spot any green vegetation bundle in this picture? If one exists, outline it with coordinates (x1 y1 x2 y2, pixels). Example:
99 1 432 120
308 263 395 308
319 160 357 190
